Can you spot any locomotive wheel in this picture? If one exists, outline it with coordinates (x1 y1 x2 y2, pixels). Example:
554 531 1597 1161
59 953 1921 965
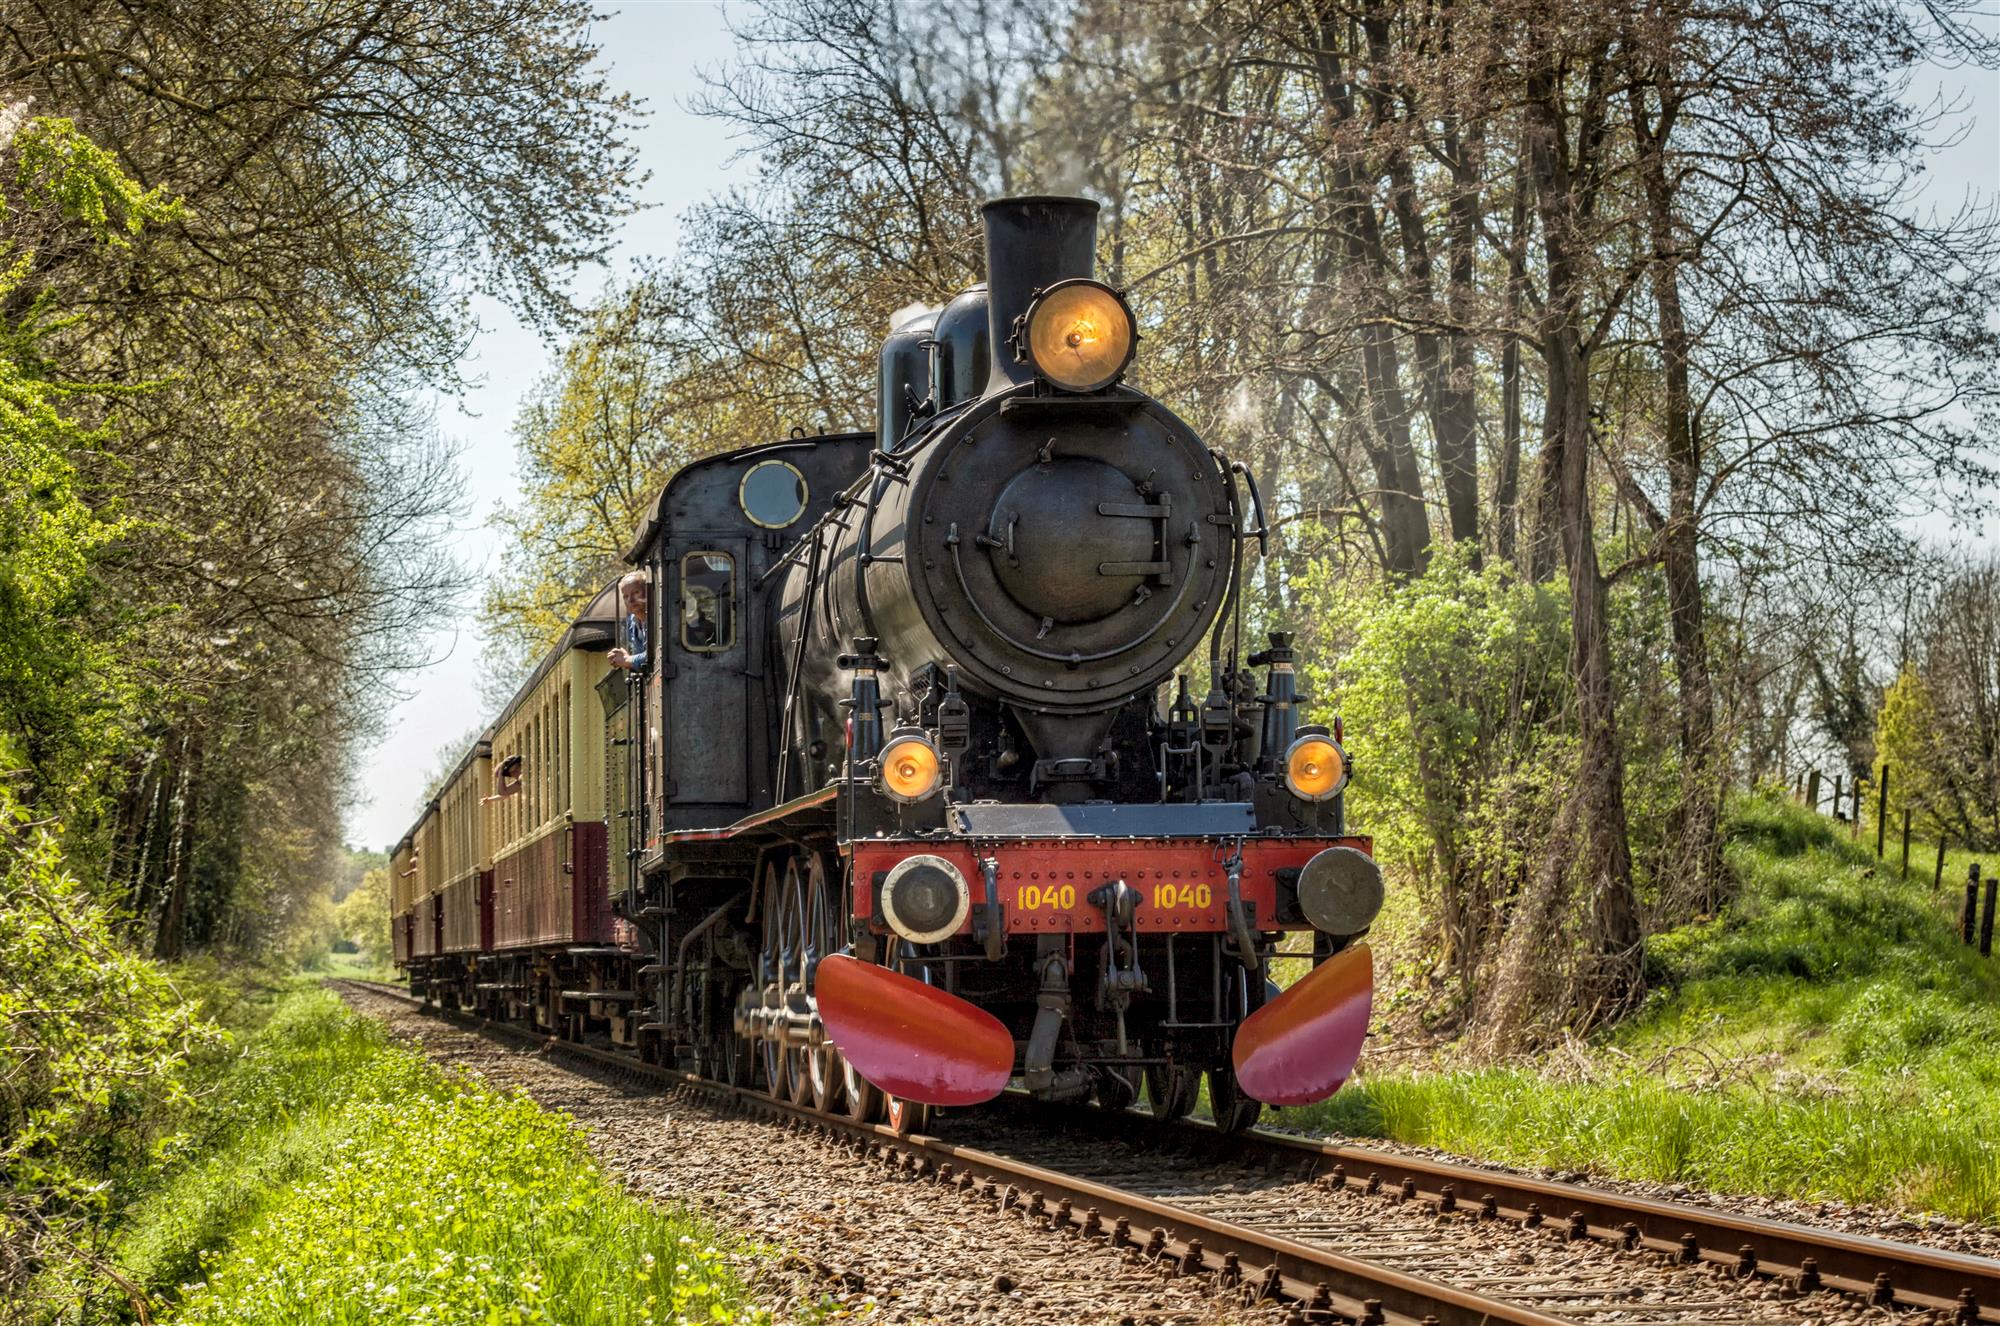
779 857 814 1105
1143 1064 1199 1121
840 1056 883 1122
883 1094 930 1136
879 938 935 1134
717 1014 755 1087
801 854 846 1114
758 859 792 1100
1206 1067 1263 1135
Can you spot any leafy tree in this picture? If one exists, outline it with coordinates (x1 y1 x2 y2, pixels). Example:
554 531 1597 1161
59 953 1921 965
335 867 393 971
1874 563 2000 849
0 0 643 961
1300 548 1573 1019
483 283 720 669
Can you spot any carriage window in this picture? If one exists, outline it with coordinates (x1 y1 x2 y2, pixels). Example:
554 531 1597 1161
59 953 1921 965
680 552 735 652
739 460 808 528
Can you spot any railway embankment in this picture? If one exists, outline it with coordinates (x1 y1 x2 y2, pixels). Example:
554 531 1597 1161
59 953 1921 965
111 986 762 1325
1280 792 2000 1225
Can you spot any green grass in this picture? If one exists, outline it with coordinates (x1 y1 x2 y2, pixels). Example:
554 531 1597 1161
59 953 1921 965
315 949 402 985
1275 792 2000 1222
121 988 766 1324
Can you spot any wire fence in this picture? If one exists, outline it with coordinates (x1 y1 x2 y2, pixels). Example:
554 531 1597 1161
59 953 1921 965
1789 761 1994 956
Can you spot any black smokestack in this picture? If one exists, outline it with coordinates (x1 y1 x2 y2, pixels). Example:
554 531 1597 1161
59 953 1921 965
980 195 1099 391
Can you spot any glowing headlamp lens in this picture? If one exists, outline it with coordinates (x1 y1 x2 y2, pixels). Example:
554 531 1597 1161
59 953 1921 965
1285 735 1348 802
879 735 942 802
1025 281 1135 392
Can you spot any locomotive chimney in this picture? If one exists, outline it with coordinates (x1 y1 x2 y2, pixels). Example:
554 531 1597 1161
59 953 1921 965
981 195 1099 391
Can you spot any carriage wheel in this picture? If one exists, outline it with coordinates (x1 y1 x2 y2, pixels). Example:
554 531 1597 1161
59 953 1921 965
801 853 847 1114
1144 1064 1200 1121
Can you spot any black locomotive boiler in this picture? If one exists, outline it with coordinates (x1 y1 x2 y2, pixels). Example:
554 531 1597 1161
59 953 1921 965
398 195 1382 1134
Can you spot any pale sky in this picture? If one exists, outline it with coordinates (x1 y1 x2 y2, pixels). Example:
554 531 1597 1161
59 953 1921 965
342 4 2000 852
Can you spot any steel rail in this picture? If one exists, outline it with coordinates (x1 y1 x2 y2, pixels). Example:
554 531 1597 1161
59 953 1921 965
1162 1115 2000 1322
980 1086 2000 1323
339 980 2000 1324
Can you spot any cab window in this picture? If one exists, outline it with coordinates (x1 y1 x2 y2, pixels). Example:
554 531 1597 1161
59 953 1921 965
680 552 734 652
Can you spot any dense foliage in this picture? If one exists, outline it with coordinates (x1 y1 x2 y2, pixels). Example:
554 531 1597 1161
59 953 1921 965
0 0 641 957
0 763 220 1319
0 4 643 1315
334 868 394 974
1873 563 2000 850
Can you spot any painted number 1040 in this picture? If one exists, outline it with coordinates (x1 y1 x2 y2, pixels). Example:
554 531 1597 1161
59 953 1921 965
1153 882 1213 909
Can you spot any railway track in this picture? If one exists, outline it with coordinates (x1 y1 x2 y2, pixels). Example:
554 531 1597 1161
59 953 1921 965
334 978 1998 1325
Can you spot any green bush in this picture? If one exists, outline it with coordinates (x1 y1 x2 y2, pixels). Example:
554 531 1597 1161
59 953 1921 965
1 757 219 1322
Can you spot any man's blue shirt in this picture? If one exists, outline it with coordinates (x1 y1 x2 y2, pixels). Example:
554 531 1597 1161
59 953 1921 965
624 611 649 673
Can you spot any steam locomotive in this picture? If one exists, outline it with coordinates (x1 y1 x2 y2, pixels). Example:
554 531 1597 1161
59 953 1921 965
392 196 1379 1133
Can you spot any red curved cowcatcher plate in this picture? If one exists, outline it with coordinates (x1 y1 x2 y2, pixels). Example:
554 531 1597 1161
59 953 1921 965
816 954 1015 1107
1231 943 1373 1107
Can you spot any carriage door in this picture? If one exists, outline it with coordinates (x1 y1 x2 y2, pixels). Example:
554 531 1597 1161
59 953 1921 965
666 541 749 812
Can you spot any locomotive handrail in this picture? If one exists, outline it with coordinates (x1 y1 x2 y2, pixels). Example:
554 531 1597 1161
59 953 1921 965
773 527 827 804
1230 459 1269 557
851 448 894 640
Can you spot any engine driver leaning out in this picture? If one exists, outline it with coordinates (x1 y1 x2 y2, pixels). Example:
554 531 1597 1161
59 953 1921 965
608 570 649 672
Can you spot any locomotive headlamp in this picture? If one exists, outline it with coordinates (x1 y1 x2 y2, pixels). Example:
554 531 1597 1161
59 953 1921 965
878 732 943 803
879 854 971 944
1284 732 1349 803
1022 279 1136 392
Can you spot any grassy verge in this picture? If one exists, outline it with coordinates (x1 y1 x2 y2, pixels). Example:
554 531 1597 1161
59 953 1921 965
1276 793 2000 1222
314 949 403 984
121 988 765 1324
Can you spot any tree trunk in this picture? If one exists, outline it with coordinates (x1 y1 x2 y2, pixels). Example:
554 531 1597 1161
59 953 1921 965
1438 112 1485 559
1486 44 1642 1044
1308 3 1431 578
1630 77 1724 913
154 729 203 961
1386 136 1482 557
1495 149 1529 569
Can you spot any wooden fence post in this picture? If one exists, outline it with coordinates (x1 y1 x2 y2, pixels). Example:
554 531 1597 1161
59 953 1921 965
1963 864 1981 945
1984 870 1998 959
1876 763 1889 858
1936 838 1949 892
1901 808 1911 875
1807 770 1822 814
1833 773 1844 821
